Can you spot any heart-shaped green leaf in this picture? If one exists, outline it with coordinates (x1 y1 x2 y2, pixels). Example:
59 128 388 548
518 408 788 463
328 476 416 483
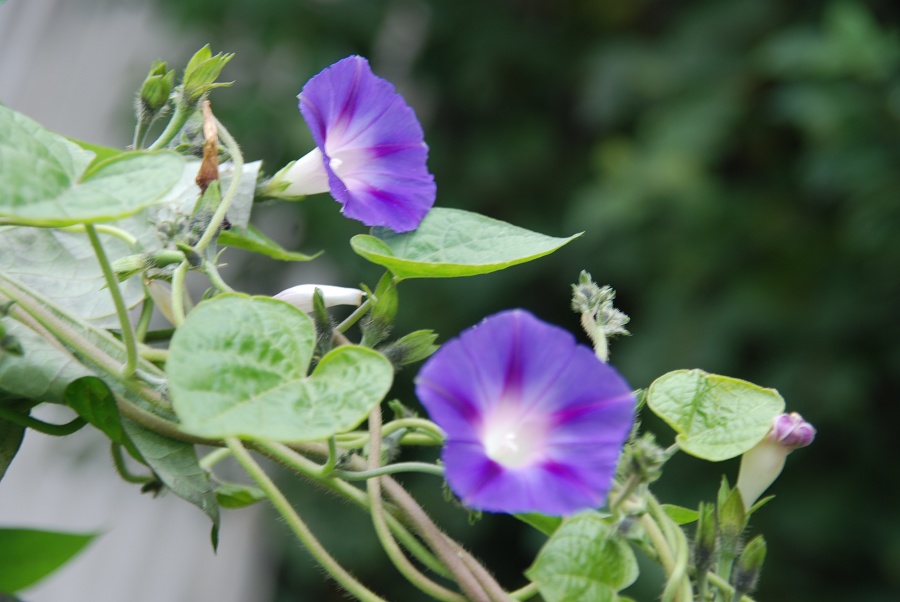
0 104 183 226
647 369 785 461
168 295 393 441
526 511 638 602
351 208 581 280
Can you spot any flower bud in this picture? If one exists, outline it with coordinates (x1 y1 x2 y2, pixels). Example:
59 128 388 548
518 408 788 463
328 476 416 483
731 535 766 597
273 284 364 314
717 480 747 559
736 412 816 510
139 60 175 116
571 271 629 362
181 45 234 106
693 501 718 574
378 330 439 369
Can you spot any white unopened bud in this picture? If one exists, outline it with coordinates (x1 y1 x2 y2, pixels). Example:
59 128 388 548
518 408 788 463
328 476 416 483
736 412 816 510
273 284 364 313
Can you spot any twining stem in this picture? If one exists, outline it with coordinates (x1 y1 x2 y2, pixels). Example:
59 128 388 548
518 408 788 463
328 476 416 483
381 477 497 602
170 262 189 326
110 442 152 484
226 438 389 602
644 495 692 602
336 298 372 334
319 437 339 476
199 447 232 471
366 406 466 602
381 418 446 442
0 405 85 436
147 102 191 151
60 224 138 247
257 441 452 580
608 472 642 514
135 295 155 343
333 462 445 481
85 224 138 378
706 573 757 602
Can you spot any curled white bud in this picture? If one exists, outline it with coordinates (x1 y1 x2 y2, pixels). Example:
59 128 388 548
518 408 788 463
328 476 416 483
273 284 364 313
736 412 816 510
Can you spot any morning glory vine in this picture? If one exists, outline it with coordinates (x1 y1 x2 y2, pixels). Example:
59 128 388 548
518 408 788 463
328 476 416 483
0 45 815 601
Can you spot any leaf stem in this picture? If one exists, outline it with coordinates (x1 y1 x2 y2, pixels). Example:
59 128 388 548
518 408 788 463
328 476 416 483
60 224 138 247
381 417 446 442
0 405 85 436
336 297 372 334
332 462 445 481
509 582 539 601
226 437 388 602
147 102 191 151
135 294 155 343
85 224 138 378
706 572 757 602
110 442 153 483
256 441 452 580
367 406 466 602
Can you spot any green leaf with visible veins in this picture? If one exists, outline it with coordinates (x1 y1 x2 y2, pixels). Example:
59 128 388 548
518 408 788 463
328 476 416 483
351 208 581 280
526 511 638 602
0 104 183 226
646 369 785 461
167 294 393 441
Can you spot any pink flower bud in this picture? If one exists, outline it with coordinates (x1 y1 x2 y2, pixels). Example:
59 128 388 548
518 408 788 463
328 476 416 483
736 412 815 510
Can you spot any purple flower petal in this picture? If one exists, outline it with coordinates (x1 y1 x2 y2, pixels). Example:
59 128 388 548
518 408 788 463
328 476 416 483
299 56 436 232
416 310 636 516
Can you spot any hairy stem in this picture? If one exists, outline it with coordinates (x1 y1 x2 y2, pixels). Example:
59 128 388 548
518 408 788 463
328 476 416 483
226 438 388 602
85 224 138 378
367 406 466 602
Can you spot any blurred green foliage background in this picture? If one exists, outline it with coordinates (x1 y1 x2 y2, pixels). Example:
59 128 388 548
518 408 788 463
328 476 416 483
150 0 899 599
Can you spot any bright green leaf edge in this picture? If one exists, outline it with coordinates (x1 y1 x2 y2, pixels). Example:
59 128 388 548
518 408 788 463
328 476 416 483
350 208 582 280
0 528 96 593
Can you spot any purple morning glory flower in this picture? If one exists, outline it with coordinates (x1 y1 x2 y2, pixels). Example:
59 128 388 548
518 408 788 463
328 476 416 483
280 55 436 232
415 310 636 515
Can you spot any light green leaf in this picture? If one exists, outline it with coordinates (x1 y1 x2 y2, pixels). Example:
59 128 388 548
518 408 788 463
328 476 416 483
516 513 562 536
662 504 700 525
69 138 125 167
215 481 267 509
219 224 320 261
647 369 785 461
0 528 96 593
526 511 639 602
350 208 581 280
167 295 394 441
0 104 184 226
0 226 144 328
0 320 94 404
